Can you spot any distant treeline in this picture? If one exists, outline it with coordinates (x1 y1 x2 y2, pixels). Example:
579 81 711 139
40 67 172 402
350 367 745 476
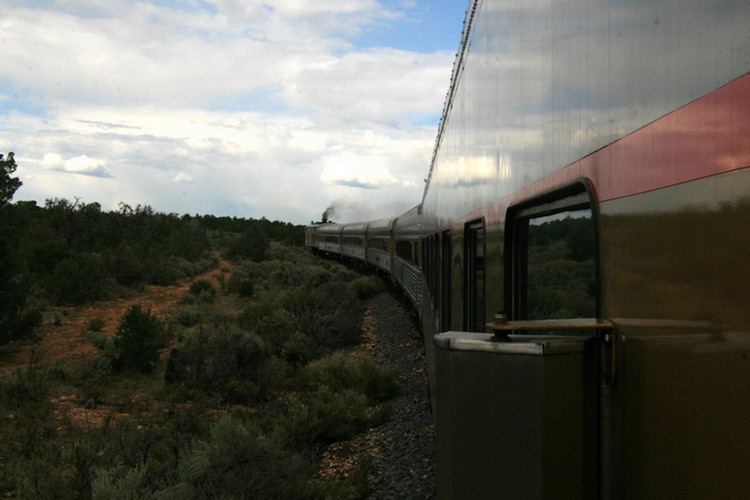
0 197 303 344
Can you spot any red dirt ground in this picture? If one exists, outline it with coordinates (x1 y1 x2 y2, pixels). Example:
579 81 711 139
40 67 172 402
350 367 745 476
0 257 229 378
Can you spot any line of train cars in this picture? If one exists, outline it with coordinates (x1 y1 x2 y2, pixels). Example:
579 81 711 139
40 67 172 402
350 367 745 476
305 205 422 309
307 0 750 499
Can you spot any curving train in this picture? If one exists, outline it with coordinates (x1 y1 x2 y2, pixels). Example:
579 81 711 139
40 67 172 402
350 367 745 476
306 0 750 499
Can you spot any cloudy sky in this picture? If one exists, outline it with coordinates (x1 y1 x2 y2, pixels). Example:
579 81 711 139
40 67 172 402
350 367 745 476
0 0 468 224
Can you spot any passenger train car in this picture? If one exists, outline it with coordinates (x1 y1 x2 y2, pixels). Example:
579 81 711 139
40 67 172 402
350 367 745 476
306 0 750 498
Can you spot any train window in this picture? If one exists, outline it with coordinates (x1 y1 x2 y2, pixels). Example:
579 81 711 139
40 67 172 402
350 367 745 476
505 181 599 321
396 240 412 262
441 230 452 331
464 220 485 331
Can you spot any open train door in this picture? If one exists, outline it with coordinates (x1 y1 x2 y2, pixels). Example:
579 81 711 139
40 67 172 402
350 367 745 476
435 179 611 500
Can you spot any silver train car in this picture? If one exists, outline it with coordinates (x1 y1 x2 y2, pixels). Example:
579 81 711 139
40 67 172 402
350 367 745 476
307 0 750 498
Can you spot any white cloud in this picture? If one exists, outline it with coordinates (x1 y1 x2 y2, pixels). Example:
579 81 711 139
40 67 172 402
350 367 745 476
173 172 194 183
40 152 110 177
64 155 111 177
320 152 399 189
282 48 452 126
42 153 64 169
0 0 457 224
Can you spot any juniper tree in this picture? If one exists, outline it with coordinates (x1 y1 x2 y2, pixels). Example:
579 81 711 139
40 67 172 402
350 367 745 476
0 152 22 206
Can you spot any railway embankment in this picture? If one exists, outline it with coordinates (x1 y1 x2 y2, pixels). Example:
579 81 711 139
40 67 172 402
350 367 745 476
348 291 436 499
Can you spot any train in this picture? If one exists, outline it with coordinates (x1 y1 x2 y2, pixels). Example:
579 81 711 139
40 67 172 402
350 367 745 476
306 0 750 499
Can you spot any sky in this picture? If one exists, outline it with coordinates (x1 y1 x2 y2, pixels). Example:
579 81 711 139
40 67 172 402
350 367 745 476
0 0 469 225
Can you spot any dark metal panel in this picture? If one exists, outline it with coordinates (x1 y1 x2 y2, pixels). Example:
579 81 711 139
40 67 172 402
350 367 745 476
597 168 750 499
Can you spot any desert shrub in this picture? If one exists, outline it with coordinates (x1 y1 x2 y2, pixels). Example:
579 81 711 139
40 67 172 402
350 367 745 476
47 355 71 381
239 304 299 360
3 349 50 407
225 274 255 297
188 279 214 297
348 275 386 300
92 462 153 500
154 414 317 500
105 243 147 287
283 386 371 447
299 352 398 404
173 308 205 327
280 331 316 367
165 327 276 404
87 317 107 332
1 300 42 344
76 357 112 405
149 255 193 285
45 253 112 305
112 306 164 374
184 279 216 303
282 281 363 354
223 226 270 263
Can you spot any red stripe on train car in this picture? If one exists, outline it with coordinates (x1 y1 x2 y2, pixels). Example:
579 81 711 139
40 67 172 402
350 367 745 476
475 72 750 228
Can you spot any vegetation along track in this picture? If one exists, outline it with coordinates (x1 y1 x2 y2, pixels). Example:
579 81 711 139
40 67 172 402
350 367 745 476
340 291 436 499
0 244 436 498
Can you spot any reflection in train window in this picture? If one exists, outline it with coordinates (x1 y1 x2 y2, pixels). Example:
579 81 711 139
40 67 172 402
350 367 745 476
505 183 599 322
526 210 596 319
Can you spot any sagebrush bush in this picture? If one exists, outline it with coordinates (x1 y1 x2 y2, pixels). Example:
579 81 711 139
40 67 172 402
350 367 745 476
156 414 317 500
86 316 106 332
225 274 255 297
165 327 277 404
3 349 50 407
174 307 205 327
282 281 363 353
283 386 370 447
299 352 398 404
348 275 386 300
186 279 216 303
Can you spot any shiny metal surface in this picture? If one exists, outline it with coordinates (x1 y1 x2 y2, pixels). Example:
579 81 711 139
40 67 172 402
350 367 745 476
421 2 750 499
364 217 394 237
307 2 750 498
393 204 421 239
423 0 750 231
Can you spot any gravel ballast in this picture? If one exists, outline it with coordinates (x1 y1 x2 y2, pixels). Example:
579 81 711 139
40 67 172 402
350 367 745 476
360 291 436 500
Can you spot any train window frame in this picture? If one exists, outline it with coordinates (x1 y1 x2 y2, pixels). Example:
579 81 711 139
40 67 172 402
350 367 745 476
464 219 486 331
504 179 601 321
441 230 452 331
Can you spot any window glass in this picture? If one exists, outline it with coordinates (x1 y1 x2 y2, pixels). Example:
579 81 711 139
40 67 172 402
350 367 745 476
523 208 596 319
465 220 485 331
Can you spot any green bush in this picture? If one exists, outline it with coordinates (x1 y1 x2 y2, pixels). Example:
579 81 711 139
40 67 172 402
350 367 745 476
165 327 275 404
112 305 164 374
87 317 107 332
225 274 255 297
174 308 205 327
223 227 270 263
282 281 363 353
185 280 216 303
348 275 386 300
45 253 112 305
3 349 50 407
155 414 317 500
283 386 370 447
188 279 214 297
299 352 398 404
